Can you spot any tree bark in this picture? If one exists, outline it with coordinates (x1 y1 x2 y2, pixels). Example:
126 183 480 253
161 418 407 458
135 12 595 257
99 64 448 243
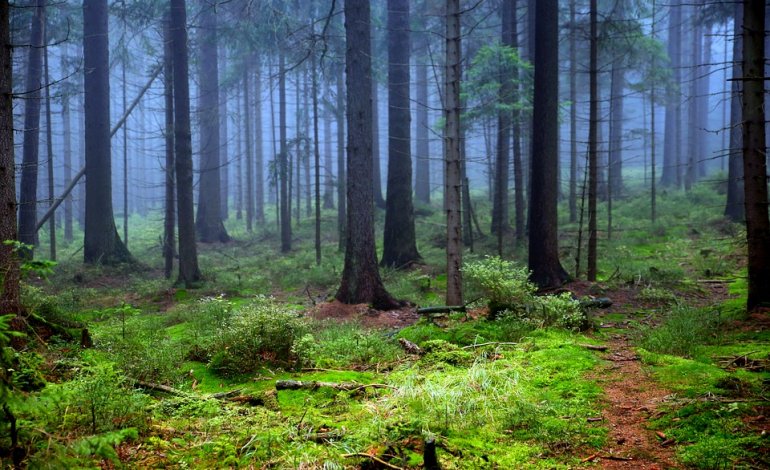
336 65 346 252
491 0 514 237
244 67 254 232
528 0 568 288
382 0 421 269
0 0 20 316
195 0 229 243
587 0 598 281
660 4 682 188
163 14 176 280
18 0 45 254
724 2 744 222
279 51 291 252
254 61 265 226
43 23 55 260
414 22 430 205
741 0 769 311
444 0 463 305
170 0 201 285
335 0 398 310
83 0 132 265
568 0 577 224
61 52 73 243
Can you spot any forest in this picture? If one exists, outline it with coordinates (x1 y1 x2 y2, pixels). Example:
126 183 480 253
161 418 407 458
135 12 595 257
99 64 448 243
0 0 769 468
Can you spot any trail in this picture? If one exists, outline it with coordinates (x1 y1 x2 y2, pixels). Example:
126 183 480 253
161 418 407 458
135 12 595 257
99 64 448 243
587 333 679 469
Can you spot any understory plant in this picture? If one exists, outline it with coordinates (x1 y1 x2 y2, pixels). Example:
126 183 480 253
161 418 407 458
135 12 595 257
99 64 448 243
464 256 587 329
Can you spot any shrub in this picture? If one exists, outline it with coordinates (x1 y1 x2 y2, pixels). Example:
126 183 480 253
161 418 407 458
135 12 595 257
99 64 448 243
639 306 723 357
208 296 308 375
463 256 536 317
297 322 403 368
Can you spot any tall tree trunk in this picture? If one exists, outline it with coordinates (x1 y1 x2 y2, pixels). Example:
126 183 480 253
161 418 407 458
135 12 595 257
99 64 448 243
243 68 254 232
444 0 463 305
323 94 334 209
661 4 681 188
219 47 229 220
697 24 711 179
587 0 598 281
741 0 769 311
0 0 20 315
163 14 176 279
195 0 229 243
121 41 129 246
279 51 291 252
382 0 421 269
568 0 577 223
608 61 624 198
685 13 702 191
528 0 568 288
312 47 321 265
304 70 311 219
83 0 131 265
511 0 524 244
335 0 397 310
235 86 243 221
414 24 430 205
725 3 744 222
61 52 73 243
491 0 514 236
43 23 55 260
170 0 201 285
336 65 346 252
254 61 265 225
18 0 44 254
372 79 385 209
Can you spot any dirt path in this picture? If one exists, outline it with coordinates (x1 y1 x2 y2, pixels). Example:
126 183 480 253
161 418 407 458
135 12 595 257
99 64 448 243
587 334 679 469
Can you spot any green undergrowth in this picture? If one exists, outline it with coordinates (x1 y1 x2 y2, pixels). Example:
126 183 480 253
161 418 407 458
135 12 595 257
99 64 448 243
635 302 770 468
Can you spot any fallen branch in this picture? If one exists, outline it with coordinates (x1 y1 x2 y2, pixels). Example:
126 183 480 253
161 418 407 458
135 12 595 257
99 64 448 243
461 341 519 349
275 380 394 392
341 453 402 470
579 344 609 352
134 380 189 397
417 305 466 315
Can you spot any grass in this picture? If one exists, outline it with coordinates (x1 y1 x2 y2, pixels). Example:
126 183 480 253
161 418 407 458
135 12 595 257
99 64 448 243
6 180 765 468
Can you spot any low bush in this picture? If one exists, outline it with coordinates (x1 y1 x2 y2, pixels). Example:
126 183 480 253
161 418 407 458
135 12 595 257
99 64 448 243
208 296 308 375
639 306 724 357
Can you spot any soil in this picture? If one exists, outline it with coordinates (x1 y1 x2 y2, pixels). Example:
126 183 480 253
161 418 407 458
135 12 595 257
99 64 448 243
587 334 679 469
307 299 421 329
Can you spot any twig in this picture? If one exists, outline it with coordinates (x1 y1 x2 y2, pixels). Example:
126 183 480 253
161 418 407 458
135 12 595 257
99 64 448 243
341 453 403 470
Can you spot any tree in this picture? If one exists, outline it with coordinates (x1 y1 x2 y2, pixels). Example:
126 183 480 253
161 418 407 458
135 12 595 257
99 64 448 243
195 0 230 243
414 20 431 205
0 0 20 316
17 0 45 254
444 0 463 305
171 0 201 285
335 0 398 310
724 3 744 222
163 13 175 279
741 0 769 311
491 0 514 237
587 0 598 281
381 0 421 269
527 0 568 288
660 3 682 188
279 51 291 252
83 0 132 265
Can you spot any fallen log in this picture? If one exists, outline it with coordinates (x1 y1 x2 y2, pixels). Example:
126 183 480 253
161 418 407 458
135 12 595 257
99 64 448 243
579 344 609 352
579 297 613 309
417 305 466 315
275 380 394 393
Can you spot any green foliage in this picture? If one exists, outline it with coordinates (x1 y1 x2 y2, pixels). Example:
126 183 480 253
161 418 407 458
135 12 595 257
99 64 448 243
464 256 537 308
296 322 403 369
463 257 587 330
208 296 308 375
463 44 532 124
65 362 149 434
639 306 724 357
637 286 677 305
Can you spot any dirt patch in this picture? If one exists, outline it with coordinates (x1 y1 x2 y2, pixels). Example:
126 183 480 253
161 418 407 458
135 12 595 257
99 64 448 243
307 300 420 329
586 334 680 469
